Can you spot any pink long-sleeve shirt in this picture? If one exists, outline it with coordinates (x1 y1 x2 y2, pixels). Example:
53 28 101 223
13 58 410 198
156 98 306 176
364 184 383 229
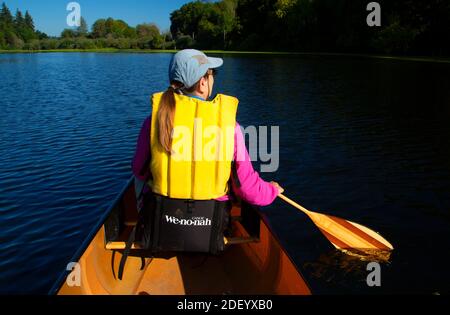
132 117 278 206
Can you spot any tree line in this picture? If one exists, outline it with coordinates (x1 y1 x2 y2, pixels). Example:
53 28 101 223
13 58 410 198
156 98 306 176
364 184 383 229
171 0 450 56
0 2 175 50
55 17 174 50
1 0 449 55
0 3 47 49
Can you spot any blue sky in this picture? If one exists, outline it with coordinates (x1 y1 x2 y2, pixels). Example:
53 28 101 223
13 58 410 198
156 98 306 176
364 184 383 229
2 0 191 36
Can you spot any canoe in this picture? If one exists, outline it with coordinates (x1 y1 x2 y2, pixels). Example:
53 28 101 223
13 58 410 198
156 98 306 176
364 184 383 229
50 177 311 295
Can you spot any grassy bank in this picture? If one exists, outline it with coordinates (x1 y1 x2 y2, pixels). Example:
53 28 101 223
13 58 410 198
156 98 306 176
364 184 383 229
1 48 449 64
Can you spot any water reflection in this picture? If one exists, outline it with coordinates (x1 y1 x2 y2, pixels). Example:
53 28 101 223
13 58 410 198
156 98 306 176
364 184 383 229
303 248 391 286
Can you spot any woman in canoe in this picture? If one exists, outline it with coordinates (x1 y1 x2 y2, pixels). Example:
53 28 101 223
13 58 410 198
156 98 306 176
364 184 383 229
131 49 283 254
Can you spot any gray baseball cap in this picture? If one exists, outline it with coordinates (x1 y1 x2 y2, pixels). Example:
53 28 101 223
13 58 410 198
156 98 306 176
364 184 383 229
169 49 223 89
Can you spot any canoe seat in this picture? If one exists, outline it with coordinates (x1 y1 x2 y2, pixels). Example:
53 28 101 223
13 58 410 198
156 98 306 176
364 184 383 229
224 236 260 245
104 200 262 253
105 242 142 250
105 236 260 251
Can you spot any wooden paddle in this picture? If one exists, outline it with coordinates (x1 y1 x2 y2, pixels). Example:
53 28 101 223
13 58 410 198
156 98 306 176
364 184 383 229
278 194 394 251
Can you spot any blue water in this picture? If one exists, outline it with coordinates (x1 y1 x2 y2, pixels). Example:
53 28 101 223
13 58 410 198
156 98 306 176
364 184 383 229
1 53 449 294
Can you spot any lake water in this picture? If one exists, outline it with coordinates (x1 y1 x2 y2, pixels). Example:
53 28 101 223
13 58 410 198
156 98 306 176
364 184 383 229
1 53 449 294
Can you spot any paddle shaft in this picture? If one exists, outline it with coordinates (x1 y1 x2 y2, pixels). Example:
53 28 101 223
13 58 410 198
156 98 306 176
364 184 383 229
278 194 311 215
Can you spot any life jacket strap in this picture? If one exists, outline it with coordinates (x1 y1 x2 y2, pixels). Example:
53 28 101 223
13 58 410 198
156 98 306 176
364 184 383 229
116 225 146 281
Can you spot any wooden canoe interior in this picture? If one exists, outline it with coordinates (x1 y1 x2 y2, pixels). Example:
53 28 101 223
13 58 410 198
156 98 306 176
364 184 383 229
57 181 311 295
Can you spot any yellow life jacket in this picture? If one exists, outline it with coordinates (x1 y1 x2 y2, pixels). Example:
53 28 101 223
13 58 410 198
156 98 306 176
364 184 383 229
149 92 238 200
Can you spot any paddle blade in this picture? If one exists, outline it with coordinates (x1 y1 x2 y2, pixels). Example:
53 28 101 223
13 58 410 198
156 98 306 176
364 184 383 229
306 211 394 251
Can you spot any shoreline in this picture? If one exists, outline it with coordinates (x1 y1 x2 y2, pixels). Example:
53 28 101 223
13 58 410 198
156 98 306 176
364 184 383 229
0 48 449 64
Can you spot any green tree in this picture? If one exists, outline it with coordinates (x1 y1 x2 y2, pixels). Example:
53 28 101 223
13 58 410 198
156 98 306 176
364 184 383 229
61 28 76 38
92 18 136 38
108 18 135 38
217 0 238 48
197 16 220 48
14 9 25 39
15 9 36 42
24 39 40 50
0 2 13 25
136 23 160 38
175 34 195 49
162 30 173 42
14 9 24 28
35 30 48 40
0 32 5 48
77 17 88 37
92 19 106 38
136 23 163 48
11 33 24 48
372 16 421 54
232 0 270 50
90 17 171 49
169 0 239 49
74 37 96 49
58 37 76 49
170 1 209 40
39 38 58 49
122 25 137 38
0 3 23 48
0 3 13 48
24 10 34 32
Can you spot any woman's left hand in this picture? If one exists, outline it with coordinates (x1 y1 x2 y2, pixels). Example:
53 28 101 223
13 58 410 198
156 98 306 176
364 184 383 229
270 181 284 195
